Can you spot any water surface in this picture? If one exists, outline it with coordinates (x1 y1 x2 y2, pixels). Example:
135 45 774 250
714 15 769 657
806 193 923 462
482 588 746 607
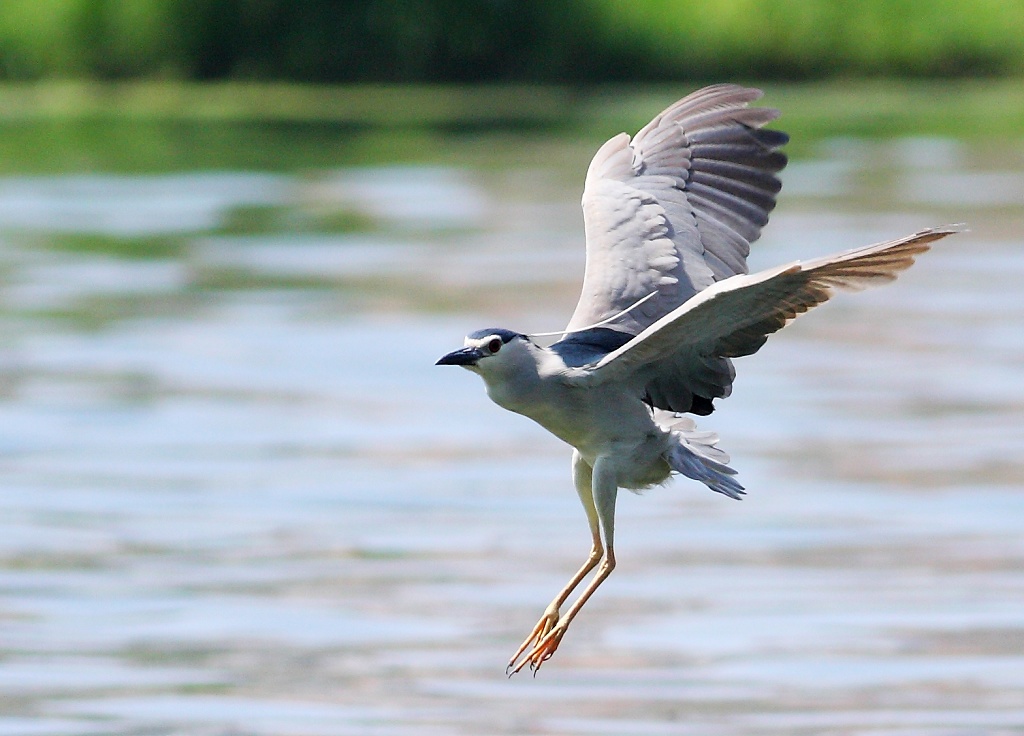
0 121 1023 734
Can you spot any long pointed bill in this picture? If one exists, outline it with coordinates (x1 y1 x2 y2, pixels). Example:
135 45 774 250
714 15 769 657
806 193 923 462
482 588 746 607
435 346 485 366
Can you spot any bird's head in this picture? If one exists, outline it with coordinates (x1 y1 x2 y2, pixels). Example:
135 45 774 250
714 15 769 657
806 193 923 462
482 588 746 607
435 328 534 378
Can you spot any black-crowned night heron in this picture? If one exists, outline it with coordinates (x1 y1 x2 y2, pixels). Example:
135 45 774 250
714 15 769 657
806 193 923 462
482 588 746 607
436 84 959 675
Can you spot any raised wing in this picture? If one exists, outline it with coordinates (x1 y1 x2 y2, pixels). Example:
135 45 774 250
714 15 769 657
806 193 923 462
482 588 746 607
566 84 788 338
569 226 961 405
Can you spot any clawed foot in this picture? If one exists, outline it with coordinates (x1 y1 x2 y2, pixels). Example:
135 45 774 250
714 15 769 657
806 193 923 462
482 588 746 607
504 542 612 676
507 607 568 676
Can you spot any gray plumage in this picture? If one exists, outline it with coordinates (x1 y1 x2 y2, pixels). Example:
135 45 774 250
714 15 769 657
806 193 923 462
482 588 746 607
436 84 960 675
571 84 787 414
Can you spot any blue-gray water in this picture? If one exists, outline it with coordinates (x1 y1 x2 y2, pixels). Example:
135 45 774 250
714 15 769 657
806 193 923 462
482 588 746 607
1 131 1023 734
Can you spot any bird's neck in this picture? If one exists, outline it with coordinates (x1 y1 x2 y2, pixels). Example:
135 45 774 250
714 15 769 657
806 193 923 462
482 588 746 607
481 366 542 415
481 349 566 425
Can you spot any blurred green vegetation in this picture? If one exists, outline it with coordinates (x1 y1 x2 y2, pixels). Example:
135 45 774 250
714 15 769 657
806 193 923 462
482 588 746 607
0 0 1022 83
0 79 1018 175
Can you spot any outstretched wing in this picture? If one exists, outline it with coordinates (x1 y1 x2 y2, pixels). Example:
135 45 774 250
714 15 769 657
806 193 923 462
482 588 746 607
568 226 961 404
566 84 788 338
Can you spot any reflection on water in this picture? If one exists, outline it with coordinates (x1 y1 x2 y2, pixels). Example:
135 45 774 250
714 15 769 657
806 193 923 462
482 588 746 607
1 127 1023 735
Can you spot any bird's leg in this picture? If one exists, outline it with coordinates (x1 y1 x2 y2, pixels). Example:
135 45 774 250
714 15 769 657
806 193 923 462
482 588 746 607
507 529 602 674
510 457 619 675
507 452 602 674
510 546 617 676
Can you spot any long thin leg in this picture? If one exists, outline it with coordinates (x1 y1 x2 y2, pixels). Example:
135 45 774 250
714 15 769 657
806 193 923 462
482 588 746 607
511 456 619 675
507 452 603 674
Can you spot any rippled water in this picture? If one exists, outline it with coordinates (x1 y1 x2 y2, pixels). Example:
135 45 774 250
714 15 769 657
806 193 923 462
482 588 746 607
1 127 1023 735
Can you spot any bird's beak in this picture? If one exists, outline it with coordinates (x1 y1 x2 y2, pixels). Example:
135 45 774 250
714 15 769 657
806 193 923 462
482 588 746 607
436 346 485 366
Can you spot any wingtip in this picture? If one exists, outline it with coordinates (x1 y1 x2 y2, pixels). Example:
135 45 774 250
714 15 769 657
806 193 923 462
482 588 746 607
924 223 968 237
891 224 966 251
910 223 968 247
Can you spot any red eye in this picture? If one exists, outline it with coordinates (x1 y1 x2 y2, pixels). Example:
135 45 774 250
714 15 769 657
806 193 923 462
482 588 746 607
488 338 502 354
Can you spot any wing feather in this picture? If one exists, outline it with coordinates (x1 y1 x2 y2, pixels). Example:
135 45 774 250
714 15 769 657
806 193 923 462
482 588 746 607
566 84 788 337
570 226 962 400
688 168 780 211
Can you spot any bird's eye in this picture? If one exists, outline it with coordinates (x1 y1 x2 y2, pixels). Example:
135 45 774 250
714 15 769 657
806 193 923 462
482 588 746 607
487 337 502 354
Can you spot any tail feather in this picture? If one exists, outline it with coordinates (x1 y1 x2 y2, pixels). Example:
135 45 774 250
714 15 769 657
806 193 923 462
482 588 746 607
656 411 745 500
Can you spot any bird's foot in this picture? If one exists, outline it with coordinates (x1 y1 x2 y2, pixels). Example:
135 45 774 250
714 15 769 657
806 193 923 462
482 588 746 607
508 623 566 676
507 606 561 676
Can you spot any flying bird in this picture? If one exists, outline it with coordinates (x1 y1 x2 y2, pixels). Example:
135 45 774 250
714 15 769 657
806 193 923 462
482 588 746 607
436 84 959 675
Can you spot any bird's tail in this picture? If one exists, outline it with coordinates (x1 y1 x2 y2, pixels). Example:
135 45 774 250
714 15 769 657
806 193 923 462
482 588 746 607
656 411 745 500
